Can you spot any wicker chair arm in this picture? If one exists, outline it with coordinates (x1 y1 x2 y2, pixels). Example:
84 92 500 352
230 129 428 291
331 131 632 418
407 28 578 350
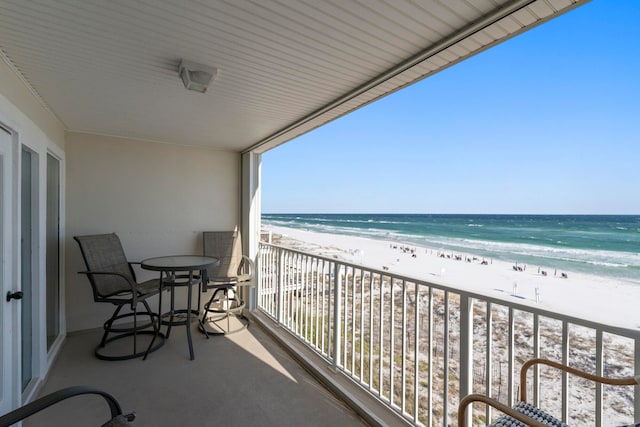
520 358 639 402
458 394 548 427
0 385 135 426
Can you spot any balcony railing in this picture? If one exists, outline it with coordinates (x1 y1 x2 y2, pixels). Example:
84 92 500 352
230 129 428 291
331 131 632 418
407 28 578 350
257 242 640 426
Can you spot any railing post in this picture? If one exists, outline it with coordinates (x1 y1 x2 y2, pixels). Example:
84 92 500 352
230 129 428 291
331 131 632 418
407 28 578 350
332 262 342 371
561 321 569 423
277 247 284 324
595 330 603 426
459 295 473 427
635 337 640 424
257 243 640 427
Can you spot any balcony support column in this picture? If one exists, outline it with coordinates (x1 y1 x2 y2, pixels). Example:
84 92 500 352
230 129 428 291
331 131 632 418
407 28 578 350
459 295 473 427
241 151 261 311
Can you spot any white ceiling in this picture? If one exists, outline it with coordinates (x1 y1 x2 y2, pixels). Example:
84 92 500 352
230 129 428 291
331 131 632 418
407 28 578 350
0 0 586 153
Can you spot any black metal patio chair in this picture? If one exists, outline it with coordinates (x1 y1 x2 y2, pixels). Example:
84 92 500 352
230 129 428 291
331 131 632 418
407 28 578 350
74 233 164 360
199 230 254 335
0 386 135 426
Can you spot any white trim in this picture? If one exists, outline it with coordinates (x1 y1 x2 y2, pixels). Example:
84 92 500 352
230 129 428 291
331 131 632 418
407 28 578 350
19 143 42 401
0 102 67 412
44 150 66 368
0 49 64 128
0 121 20 416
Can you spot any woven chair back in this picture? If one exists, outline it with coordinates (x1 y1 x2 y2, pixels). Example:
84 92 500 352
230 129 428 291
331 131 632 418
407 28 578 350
74 233 135 297
203 230 243 281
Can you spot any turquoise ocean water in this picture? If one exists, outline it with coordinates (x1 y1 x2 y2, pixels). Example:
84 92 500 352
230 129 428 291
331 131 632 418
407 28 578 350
262 214 640 283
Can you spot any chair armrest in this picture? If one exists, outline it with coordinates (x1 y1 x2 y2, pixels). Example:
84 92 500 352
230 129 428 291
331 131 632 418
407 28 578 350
127 262 142 282
520 358 639 402
78 271 137 293
78 271 141 307
0 386 135 426
458 394 549 427
238 255 255 279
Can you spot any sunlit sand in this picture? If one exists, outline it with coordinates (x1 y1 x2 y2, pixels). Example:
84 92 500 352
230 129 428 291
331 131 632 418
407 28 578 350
263 225 640 331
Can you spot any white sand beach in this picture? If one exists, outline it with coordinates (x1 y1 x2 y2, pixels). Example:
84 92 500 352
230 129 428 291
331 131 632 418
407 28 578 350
263 225 640 331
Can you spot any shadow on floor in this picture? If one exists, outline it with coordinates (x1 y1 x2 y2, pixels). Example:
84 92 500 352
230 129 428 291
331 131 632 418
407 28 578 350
24 319 367 427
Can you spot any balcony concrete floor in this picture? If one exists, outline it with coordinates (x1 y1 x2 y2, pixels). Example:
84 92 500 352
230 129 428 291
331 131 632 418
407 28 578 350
25 317 367 427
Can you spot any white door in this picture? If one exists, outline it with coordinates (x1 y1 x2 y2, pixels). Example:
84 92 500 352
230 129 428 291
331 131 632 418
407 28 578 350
0 124 19 416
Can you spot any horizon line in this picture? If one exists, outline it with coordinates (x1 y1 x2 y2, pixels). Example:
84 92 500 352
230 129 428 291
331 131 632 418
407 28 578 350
262 212 640 216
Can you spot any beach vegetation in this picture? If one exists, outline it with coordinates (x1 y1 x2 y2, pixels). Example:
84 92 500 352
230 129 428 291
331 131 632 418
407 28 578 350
261 237 638 425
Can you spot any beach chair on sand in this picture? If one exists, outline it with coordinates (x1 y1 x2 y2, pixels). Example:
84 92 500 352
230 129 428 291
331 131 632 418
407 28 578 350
458 358 639 427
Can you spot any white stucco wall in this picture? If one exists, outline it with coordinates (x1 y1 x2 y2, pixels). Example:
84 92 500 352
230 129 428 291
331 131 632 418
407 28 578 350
2 51 246 345
65 132 241 332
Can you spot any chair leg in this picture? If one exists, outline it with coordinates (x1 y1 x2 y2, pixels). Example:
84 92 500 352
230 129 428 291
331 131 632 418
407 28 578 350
142 299 165 360
203 288 222 313
100 305 124 348
95 302 164 361
133 304 138 355
226 289 230 333
142 300 160 334
165 284 176 339
199 285 248 335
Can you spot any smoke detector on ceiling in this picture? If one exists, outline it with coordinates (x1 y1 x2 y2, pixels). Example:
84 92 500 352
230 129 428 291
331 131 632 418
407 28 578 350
178 59 218 93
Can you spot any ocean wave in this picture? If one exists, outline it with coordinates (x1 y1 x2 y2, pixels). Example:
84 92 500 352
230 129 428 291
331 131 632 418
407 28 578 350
270 220 639 267
262 215 640 280
264 215 413 227
508 251 631 269
410 236 639 268
572 259 629 268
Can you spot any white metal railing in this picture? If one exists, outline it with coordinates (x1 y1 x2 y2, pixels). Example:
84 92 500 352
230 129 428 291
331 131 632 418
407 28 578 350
257 242 640 426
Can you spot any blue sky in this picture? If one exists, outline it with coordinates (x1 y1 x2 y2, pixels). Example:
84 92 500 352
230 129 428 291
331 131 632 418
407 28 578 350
262 0 640 215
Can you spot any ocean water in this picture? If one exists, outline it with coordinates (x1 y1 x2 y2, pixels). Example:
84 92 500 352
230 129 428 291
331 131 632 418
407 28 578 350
262 213 640 282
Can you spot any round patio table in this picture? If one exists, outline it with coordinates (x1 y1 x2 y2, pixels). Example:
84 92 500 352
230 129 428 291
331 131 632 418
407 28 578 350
141 255 219 360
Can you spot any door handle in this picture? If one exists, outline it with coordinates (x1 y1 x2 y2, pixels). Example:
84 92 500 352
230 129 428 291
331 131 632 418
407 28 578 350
6 291 23 302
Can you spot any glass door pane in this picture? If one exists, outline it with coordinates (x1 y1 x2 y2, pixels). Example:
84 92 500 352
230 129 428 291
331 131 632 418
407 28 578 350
20 147 33 391
46 154 60 349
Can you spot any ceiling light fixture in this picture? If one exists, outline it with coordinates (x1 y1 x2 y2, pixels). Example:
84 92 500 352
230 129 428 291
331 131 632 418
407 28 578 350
178 59 218 93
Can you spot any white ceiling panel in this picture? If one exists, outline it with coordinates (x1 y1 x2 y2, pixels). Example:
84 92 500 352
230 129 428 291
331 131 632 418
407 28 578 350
0 0 588 152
